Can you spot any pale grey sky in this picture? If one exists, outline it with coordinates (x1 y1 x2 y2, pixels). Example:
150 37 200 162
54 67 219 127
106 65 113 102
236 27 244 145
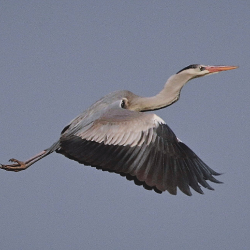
0 1 249 250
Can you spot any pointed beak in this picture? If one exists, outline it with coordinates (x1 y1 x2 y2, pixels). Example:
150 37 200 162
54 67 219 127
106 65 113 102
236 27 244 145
205 65 238 73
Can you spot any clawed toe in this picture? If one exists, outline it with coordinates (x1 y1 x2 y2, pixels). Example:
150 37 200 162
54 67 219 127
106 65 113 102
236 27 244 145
9 158 25 165
0 159 27 172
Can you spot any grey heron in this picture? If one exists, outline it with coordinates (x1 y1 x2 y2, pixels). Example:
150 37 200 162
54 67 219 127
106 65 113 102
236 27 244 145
0 64 238 195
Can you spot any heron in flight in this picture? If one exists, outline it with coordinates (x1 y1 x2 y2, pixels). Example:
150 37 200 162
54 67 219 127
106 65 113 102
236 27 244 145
0 64 237 195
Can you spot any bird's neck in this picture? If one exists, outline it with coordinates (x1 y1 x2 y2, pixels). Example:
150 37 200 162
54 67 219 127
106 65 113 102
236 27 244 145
132 73 192 111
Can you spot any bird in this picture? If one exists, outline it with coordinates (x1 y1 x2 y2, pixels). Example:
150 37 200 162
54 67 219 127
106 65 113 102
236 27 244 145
0 64 238 196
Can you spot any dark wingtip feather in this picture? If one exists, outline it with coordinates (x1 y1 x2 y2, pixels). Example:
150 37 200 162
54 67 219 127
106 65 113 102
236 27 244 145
209 175 223 184
153 187 162 194
191 185 204 195
178 185 193 196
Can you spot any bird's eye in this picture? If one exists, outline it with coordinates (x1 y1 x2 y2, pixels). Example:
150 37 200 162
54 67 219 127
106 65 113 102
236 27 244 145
199 66 206 71
120 99 126 108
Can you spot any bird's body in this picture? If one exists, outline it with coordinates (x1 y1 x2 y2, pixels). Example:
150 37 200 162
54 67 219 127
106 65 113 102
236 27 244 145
1 64 238 195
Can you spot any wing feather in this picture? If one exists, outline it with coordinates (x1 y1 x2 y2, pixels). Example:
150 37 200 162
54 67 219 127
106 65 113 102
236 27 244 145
57 107 221 195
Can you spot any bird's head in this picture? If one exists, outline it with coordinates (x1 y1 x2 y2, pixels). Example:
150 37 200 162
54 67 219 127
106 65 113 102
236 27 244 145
176 64 238 79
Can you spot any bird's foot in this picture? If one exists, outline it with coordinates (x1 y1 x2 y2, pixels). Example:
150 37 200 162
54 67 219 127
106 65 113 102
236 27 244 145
0 158 27 172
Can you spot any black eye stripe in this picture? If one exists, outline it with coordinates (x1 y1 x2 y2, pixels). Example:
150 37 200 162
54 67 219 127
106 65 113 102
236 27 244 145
176 64 199 74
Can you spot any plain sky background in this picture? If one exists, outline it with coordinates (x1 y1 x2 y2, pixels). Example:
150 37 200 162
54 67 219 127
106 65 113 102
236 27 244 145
0 1 249 250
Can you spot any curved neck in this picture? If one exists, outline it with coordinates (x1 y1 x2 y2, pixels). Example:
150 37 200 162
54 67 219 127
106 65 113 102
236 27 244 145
130 72 193 111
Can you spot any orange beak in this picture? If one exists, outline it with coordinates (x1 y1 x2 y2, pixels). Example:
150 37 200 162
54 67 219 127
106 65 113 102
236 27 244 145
205 65 238 73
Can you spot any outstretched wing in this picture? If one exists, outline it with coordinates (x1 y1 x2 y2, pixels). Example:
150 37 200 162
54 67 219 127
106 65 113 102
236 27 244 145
57 108 221 195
